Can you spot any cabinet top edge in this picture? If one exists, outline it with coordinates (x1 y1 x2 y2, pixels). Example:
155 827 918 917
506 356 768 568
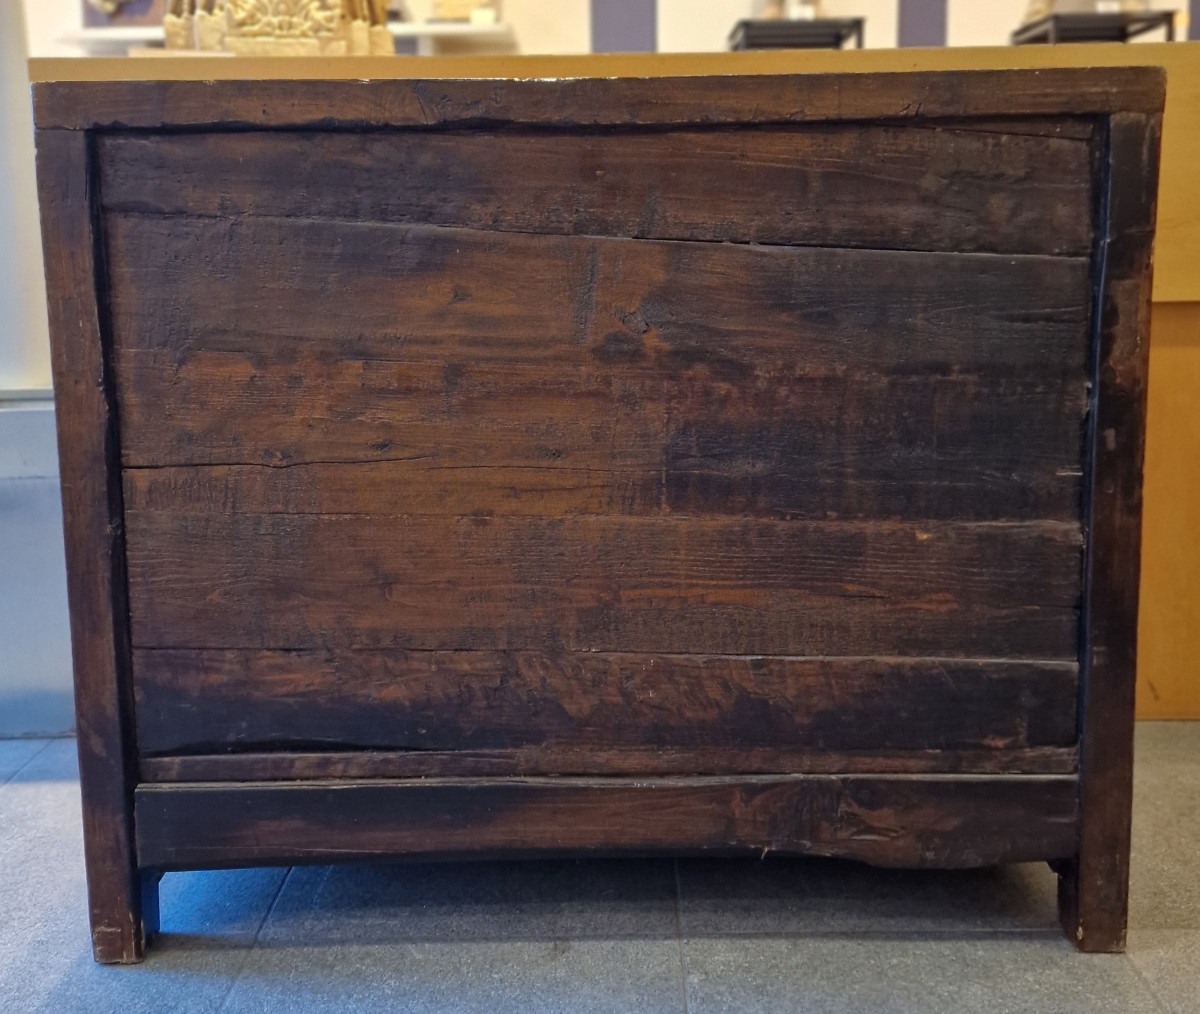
26 46 1186 87
30 63 1165 133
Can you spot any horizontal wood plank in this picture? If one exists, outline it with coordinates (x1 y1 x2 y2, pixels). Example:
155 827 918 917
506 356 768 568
118 362 1088 522
106 215 1092 367
139 746 1081 781
96 123 1092 256
124 513 1082 657
133 775 1080 870
33 68 1165 131
132 649 1079 756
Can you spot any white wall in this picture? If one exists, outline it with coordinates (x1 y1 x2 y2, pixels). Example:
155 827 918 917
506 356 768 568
395 0 591 53
823 0 897 48
505 0 591 53
947 0 1026 47
1 0 51 392
21 0 80 58
657 0 750 52
658 0 896 52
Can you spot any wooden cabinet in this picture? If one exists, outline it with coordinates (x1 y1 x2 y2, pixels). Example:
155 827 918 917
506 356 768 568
32 66 1162 963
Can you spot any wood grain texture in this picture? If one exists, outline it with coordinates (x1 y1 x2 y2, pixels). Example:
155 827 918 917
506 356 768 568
124 513 1083 658
140 746 1081 782
132 649 1079 756
34 129 155 965
122 443 1083 525
106 214 1092 365
133 776 1080 871
108 214 1091 522
27 44 1194 305
114 359 1090 523
1059 111 1161 954
32 67 1165 131
29 67 1164 960
27 46 1192 304
96 123 1093 256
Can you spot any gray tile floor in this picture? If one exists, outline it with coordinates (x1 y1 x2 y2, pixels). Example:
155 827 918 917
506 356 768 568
0 725 1196 1013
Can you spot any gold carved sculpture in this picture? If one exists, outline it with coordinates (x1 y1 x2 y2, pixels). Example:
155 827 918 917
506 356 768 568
164 0 196 48
345 0 395 54
196 0 227 49
223 0 342 55
166 0 392 55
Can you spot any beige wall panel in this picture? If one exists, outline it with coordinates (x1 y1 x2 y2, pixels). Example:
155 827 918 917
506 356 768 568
1139 303 1200 719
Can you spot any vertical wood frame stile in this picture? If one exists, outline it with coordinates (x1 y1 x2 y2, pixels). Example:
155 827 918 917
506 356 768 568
1059 109 1162 953
34 130 157 963
30 68 1164 963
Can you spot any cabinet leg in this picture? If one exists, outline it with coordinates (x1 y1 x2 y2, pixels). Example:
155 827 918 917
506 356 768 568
1057 855 1128 953
89 870 160 965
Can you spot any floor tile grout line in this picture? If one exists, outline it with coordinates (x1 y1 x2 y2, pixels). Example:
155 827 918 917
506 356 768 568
672 858 692 1014
0 739 56 788
1124 946 1176 1014
215 866 294 1014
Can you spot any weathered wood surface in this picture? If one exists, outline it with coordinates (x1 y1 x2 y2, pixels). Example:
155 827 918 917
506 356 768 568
133 776 1080 871
96 124 1093 256
122 445 1082 526
34 129 156 965
109 214 1091 522
116 180 1090 742
140 745 1081 782
32 67 1165 131
30 68 1165 959
132 649 1079 756
1059 111 1161 954
124 513 1083 657
106 215 1091 364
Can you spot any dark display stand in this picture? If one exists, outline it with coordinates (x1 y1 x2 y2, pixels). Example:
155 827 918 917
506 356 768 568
1012 11 1176 44
728 18 865 50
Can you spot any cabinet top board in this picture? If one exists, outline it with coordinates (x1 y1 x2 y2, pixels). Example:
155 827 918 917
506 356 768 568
29 62 1163 133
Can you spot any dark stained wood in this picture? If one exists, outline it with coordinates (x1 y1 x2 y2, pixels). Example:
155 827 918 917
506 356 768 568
34 129 156 965
122 447 1083 526
32 67 1165 132
1058 111 1161 954
108 214 1092 522
927 115 1096 141
105 214 1092 365
115 361 1089 523
95 123 1094 256
140 745 1081 782
132 649 1079 756
31 68 1164 960
133 776 1081 871
124 513 1083 658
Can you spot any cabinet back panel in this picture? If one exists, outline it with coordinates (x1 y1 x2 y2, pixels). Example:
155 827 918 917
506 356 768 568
100 122 1094 764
